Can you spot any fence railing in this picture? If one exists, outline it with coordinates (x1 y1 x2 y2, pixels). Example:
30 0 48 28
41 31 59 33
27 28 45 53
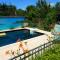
10 41 54 60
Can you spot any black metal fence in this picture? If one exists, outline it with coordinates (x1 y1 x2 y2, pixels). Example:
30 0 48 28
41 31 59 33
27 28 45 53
10 41 54 60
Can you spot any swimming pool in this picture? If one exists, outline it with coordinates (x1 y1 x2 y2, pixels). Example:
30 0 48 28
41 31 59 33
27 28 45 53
0 17 25 30
0 29 44 47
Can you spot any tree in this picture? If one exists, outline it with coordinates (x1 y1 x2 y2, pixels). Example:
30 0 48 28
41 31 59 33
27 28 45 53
55 2 60 13
25 5 37 27
55 2 60 22
25 0 57 31
7 5 16 16
0 3 16 16
43 8 56 31
16 9 25 16
26 5 37 20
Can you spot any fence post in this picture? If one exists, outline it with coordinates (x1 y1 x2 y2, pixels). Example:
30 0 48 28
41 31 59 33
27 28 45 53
44 43 45 52
10 41 54 60
32 51 33 60
35 49 37 59
41 46 43 55
38 47 40 54
20 56 22 60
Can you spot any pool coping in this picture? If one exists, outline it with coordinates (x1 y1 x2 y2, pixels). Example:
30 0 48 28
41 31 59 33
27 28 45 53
0 27 54 60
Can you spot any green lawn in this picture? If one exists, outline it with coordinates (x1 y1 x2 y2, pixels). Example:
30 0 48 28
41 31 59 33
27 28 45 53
33 42 60 60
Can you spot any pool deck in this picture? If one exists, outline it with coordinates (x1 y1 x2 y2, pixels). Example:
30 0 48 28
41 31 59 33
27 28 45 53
0 27 24 33
0 27 54 60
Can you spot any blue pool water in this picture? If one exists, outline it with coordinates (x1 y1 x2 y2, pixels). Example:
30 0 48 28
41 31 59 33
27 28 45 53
0 29 44 47
0 17 25 30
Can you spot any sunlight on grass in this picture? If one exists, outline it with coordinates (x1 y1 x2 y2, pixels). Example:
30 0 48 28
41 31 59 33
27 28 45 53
33 43 60 60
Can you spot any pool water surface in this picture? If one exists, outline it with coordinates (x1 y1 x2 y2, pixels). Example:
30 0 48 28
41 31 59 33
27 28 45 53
0 29 44 47
0 17 25 30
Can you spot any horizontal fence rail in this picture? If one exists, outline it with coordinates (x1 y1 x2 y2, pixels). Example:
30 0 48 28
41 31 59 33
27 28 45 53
10 41 54 60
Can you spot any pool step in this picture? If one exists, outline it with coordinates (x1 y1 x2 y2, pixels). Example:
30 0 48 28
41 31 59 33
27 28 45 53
0 33 6 37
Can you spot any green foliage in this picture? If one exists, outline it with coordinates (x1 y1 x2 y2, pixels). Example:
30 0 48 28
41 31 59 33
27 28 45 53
16 9 25 16
0 3 25 16
0 0 60 31
55 2 60 13
43 8 56 31
33 44 60 60
0 3 16 16
25 5 37 20
25 0 59 31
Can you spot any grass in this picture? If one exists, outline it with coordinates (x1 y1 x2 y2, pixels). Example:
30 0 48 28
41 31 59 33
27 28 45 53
33 41 60 60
